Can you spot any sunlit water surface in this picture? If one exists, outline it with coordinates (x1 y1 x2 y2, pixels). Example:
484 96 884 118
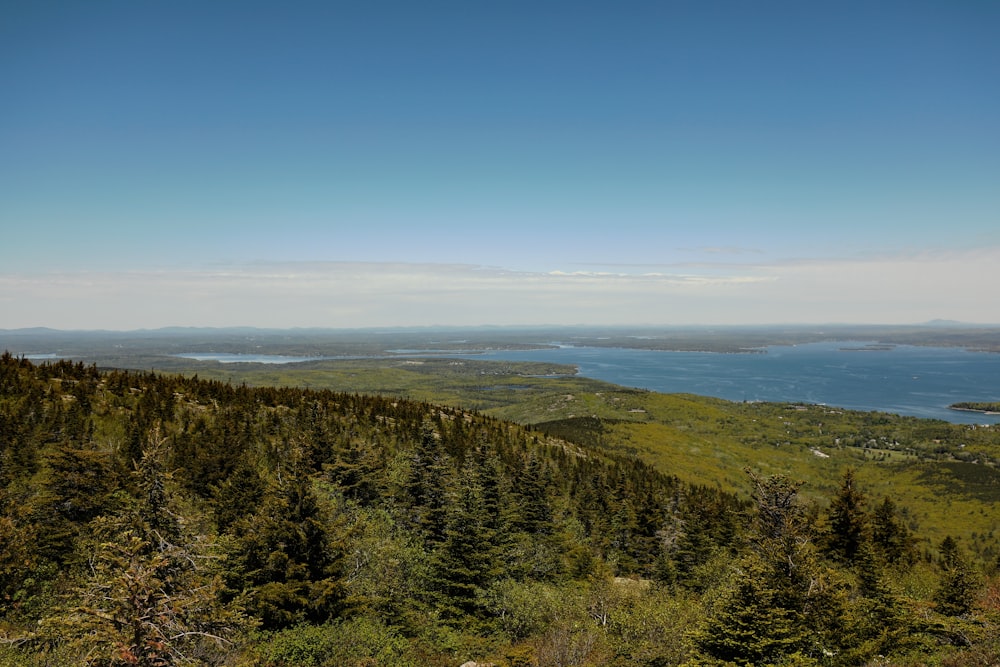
459 342 1000 424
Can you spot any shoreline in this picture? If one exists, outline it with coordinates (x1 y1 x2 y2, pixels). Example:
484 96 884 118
948 405 1000 415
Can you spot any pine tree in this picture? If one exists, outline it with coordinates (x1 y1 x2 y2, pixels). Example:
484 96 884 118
608 482 640 573
403 420 451 547
133 428 180 542
225 474 348 629
326 436 383 504
823 468 869 564
662 500 719 591
0 488 38 611
871 496 915 566
696 472 848 664
934 536 979 616
839 540 911 662
43 433 247 666
694 555 804 666
514 454 553 535
212 458 265 533
471 439 516 553
427 460 501 621
33 444 121 564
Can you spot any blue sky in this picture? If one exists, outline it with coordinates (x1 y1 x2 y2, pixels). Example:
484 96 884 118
2 1 998 329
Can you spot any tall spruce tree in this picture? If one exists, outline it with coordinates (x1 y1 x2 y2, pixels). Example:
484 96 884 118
428 459 502 621
871 496 915 566
225 474 347 629
403 420 451 547
934 536 979 617
695 472 848 665
823 469 869 564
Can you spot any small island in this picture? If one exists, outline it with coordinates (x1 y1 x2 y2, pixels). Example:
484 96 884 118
949 401 1000 415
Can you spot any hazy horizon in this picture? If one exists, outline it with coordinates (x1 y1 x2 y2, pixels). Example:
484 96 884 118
3 2 998 330
3 320 997 336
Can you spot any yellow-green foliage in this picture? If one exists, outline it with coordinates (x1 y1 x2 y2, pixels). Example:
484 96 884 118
3 352 999 667
512 390 1000 553
165 354 1000 554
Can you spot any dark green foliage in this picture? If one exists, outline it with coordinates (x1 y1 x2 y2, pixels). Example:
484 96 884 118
696 472 851 665
694 555 807 666
402 420 452 547
918 461 1000 502
32 444 122 564
35 426 247 665
225 475 347 629
48 518 245 666
513 454 554 535
657 500 721 591
935 536 980 616
840 541 913 661
212 457 266 533
324 436 383 504
0 354 997 666
823 468 868 563
871 495 916 566
950 401 1000 413
133 431 180 541
0 489 39 611
427 460 502 620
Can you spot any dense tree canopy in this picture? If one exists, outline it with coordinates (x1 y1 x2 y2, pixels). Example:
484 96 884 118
0 352 997 666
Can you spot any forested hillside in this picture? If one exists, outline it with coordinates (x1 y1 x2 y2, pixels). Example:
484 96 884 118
1 353 998 666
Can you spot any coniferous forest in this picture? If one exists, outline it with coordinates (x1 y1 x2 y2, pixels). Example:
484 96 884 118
1 353 998 666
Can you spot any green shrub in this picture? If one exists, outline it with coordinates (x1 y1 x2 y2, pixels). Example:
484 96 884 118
255 616 416 667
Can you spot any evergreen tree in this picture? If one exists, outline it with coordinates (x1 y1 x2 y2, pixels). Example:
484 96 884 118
225 474 347 629
47 520 246 666
839 540 911 662
42 433 247 667
514 454 553 535
133 429 180 542
0 489 38 612
32 445 121 564
871 496 915 566
660 500 719 591
696 472 848 664
823 469 869 564
934 536 979 617
212 457 266 534
427 459 502 621
608 483 640 573
325 436 383 504
471 439 516 553
402 420 451 547
694 555 804 666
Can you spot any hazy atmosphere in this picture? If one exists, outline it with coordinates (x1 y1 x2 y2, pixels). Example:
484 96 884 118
3 1 998 329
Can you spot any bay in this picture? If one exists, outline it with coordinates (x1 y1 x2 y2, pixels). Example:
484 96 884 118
175 353 329 364
462 341 1000 424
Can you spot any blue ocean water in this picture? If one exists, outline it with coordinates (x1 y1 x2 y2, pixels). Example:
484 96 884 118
176 353 327 364
462 342 1000 424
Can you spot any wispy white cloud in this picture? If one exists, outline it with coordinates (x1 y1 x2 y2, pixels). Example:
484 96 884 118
678 246 767 256
2 248 998 329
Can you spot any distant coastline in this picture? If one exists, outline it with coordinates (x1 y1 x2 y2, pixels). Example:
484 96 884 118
949 402 1000 415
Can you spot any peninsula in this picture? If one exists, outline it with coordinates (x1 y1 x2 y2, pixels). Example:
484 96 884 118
950 401 1000 414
